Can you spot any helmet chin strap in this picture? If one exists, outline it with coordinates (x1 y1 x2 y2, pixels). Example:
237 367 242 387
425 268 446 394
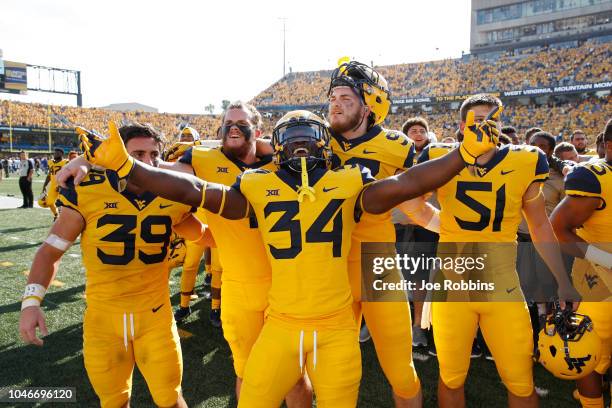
297 157 316 202
350 102 368 133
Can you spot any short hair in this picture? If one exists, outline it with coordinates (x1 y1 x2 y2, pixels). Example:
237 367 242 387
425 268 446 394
498 134 511 145
459 94 502 122
402 117 429 135
455 128 463 142
54 148 64 153
525 127 542 143
595 132 604 146
222 101 263 130
531 131 556 151
604 119 612 143
501 125 516 135
118 122 166 147
554 142 577 157
570 129 585 140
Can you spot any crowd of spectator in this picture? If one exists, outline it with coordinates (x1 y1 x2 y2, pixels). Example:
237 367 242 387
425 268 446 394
0 100 220 142
250 39 610 107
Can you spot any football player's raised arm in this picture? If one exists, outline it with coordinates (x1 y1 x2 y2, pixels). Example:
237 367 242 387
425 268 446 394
19 207 84 346
361 149 464 214
522 182 581 309
128 161 249 220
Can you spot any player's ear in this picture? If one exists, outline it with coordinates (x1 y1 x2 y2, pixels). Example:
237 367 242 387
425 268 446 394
459 121 466 133
254 129 262 139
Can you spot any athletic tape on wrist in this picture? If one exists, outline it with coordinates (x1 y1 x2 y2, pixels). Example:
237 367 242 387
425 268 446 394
22 283 46 309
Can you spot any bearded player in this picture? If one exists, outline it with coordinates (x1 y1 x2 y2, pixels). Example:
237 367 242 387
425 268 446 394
551 119 612 408
403 94 581 408
77 103 498 406
19 123 213 408
39 148 68 220
327 60 422 406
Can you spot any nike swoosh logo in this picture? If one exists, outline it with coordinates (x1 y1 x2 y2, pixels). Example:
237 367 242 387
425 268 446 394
506 287 517 294
363 150 376 154
322 187 338 193
159 204 173 209
500 170 515 175
152 304 163 313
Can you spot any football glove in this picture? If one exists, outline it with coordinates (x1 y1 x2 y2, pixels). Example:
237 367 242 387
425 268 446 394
77 122 135 180
163 140 201 162
459 106 502 166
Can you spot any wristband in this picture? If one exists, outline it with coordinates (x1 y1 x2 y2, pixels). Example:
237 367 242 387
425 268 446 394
22 283 46 310
585 245 612 269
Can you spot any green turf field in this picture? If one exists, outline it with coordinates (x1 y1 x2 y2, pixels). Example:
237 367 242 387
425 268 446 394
0 175 595 407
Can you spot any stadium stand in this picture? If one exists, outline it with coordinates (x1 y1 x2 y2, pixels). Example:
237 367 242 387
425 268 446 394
251 39 610 107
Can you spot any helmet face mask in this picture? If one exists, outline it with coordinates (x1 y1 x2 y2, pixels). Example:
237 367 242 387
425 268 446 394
328 60 391 126
272 111 331 173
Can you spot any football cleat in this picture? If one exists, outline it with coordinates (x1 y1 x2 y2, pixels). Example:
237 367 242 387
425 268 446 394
210 309 222 328
537 306 602 380
328 60 391 125
174 306 191 323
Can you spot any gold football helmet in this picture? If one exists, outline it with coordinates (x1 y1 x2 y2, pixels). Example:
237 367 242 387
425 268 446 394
271 110 331 172
37 193 50 208
537 306 602 380
328 60 391 125
179 126 200 142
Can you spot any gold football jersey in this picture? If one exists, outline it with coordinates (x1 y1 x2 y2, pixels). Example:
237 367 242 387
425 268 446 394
330 126 415 261
564 159 612 244
58 170 192 313
49 158 69 178
420 143 549 243
234 164 375 320
180 146 276 282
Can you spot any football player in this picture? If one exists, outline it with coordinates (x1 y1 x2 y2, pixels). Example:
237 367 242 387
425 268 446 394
39 148 68 220
19 122 213 408
402 94 581 408
550 118 612 408
58 103 302 403
77 104 497 407
326 60 422 406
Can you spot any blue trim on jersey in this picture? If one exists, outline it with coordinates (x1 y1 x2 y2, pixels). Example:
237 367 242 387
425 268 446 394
403 143 416 169
178 147 194 165
221 148 273 171
479 145 510 173
330 125 382 151
59 182 78 206
231 174 243 193
417 145 431 164
565 166 601 195
535 150 549 176
275 167 327 192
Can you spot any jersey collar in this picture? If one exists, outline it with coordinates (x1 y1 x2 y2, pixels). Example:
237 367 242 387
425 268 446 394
107 170 158 211
221 148 273 171
275 167 327 192
474 145 510 177
331 125 382 151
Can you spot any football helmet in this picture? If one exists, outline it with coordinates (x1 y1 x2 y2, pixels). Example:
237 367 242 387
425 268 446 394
37 193 49 208
537 306 602 380
179 126 200 142
271 110 331 173
328 60 391 125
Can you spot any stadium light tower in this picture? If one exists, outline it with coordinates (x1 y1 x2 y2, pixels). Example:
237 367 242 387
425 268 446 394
279 17 288 77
